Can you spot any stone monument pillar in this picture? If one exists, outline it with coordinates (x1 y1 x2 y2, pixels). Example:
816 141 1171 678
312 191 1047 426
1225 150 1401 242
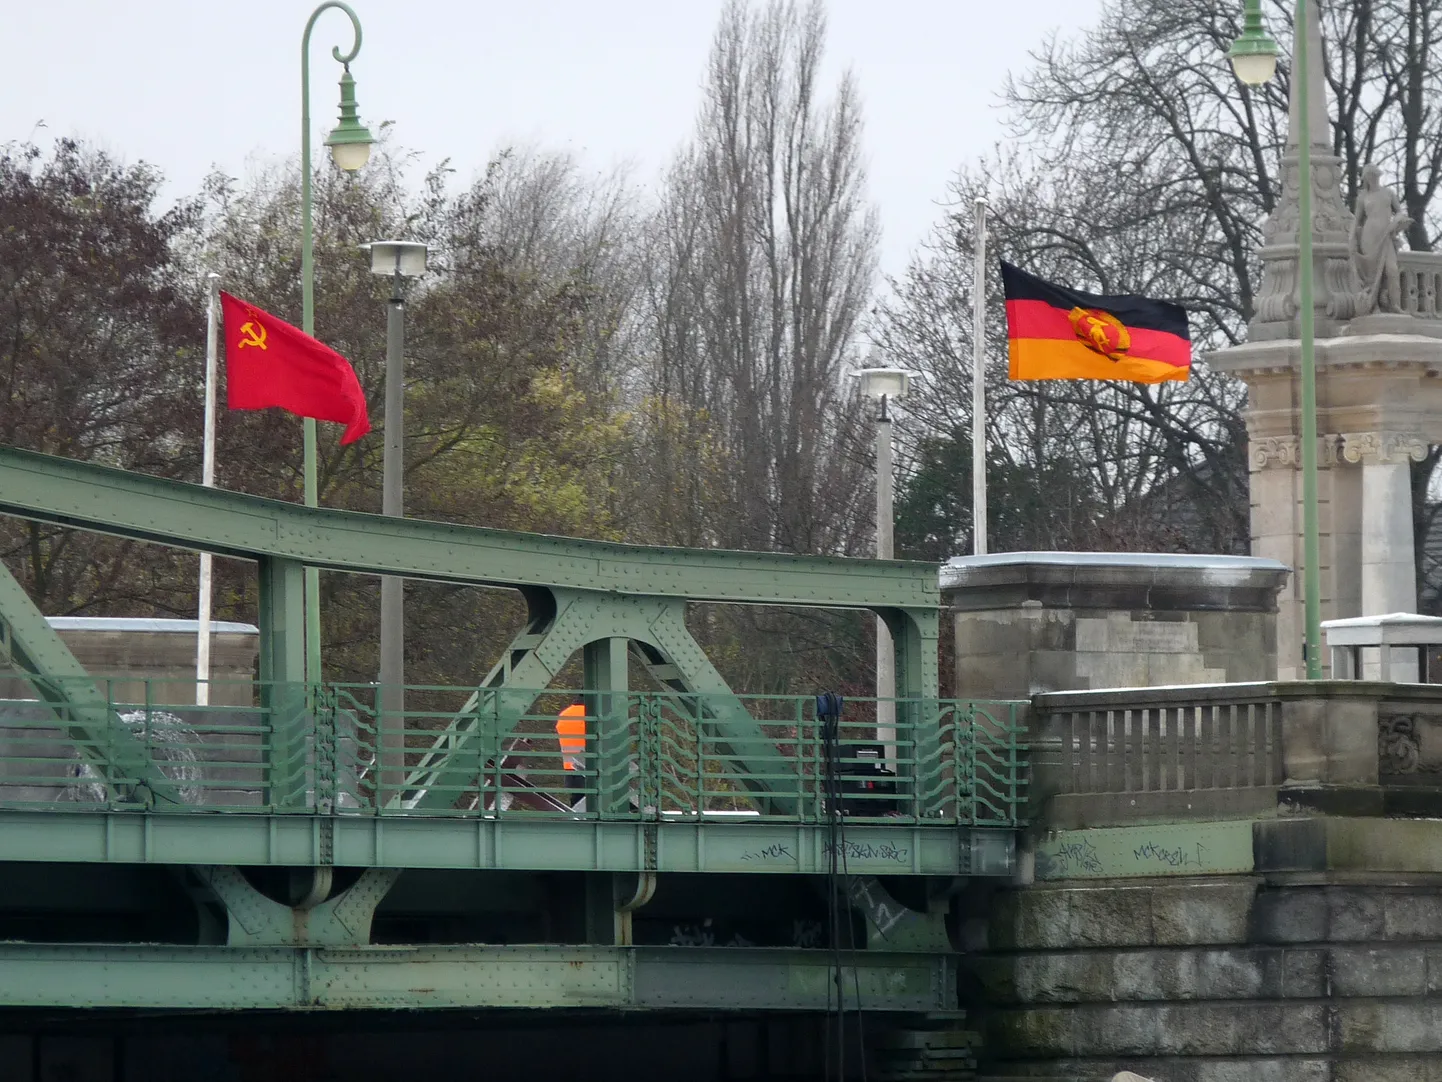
1352 433 1423 615
1209 0 1442 679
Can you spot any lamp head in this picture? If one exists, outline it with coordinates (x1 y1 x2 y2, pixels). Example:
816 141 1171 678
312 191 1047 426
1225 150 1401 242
1228 2 1279 86
854 367 916 401
365 240 429 278
325 65 374 171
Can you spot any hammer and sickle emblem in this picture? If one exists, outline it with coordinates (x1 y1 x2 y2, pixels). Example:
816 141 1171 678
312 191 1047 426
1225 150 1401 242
238 321 268 350
1068 306 1131 360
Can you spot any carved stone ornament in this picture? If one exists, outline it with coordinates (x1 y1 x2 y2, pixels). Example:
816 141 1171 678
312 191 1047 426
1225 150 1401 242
1351 163 1413 315
1379 715 1421 775
1248 3 1363 338
1340 431 1429 465
1250 436 1298 471
1249 434 1342 470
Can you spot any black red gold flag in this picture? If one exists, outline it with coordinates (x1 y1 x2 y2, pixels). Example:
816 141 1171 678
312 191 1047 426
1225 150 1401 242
1000 262 1191 384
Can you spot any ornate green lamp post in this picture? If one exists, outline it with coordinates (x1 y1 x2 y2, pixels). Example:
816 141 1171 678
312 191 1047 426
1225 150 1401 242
300 2 375 685
1229 1 1323 678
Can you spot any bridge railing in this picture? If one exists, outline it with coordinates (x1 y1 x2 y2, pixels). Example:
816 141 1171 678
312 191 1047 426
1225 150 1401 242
0 680 1027 826
1028 683 1290 827
1029 680 1442 827
1031 684 1285 795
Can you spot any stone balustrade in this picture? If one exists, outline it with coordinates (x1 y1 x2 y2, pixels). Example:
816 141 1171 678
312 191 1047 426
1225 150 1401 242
1397 250 1442 318
1029 679 1442 827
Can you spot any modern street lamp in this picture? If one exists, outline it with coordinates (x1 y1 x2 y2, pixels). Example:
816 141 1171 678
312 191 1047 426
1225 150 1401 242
1227 1 1321 678
855 367 917 763
300 1 375 687
365 239 428 798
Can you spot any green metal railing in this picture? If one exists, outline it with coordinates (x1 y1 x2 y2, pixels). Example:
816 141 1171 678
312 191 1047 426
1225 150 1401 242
0 679 1027 826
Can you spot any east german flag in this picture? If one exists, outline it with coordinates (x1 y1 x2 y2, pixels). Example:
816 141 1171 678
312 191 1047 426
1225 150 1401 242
1001 261 1191 384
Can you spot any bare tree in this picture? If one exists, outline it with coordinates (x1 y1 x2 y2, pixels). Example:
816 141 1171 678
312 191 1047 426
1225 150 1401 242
636 0 879 557
446 146 645 397
879 0 1442 567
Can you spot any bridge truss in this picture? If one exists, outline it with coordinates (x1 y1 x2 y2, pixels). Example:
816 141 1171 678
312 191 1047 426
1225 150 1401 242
0 447 1024 1013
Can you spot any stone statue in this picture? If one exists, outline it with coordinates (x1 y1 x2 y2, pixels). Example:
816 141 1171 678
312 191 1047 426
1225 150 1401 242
1351 163 1413 313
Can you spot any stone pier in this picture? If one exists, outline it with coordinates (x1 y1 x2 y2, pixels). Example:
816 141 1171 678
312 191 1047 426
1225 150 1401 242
1211 340 1442 679
0 617 260 705
1206 0 1442 677
942 552 1289 698
966 820 1442 1082
965 669 1442 1081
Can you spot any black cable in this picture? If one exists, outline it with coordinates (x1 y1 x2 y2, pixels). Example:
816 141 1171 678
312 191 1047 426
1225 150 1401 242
816 691 870 1082
826 698 869 1082
827 702 841 1081
817 693 843 1082
836 787 869 1082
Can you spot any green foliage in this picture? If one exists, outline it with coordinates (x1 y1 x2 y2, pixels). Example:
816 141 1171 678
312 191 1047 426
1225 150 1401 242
0 139 204 616
894 426 1101 561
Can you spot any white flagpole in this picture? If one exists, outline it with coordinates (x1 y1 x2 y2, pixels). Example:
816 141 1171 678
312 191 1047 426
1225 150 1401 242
971 197 989 556
196 272 221 707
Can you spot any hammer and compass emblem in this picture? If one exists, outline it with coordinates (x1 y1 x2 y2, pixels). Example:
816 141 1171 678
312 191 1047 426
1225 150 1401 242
1067 306 1130 361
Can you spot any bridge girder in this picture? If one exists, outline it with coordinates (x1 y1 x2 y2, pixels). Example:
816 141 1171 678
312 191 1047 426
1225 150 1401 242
0 447 941 813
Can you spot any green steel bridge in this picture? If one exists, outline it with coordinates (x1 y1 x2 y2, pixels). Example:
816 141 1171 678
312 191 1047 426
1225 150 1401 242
0 446 1025 1036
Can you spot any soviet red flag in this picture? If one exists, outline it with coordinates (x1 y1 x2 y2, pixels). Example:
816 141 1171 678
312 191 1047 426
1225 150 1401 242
220 292 371 444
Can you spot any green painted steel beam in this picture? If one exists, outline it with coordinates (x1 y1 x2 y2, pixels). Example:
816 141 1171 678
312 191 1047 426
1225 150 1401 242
0 448 937 609
0 943 951 1012
0 809 1015 877
0 561 181 807
399 594 803 815
194 865 401 947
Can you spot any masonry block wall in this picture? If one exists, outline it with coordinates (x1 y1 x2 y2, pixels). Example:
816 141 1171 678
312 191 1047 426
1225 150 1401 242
965 875 1442 1082
942 553 1290 700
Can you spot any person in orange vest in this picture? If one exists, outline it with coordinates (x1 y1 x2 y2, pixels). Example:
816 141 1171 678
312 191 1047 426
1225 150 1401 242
556 697 587 805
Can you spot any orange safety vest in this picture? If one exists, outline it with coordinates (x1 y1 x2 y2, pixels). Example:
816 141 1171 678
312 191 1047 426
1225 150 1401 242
556 703 587 768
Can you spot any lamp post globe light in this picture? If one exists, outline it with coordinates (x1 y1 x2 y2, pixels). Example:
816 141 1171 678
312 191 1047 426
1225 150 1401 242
365 240 429 800
300 1 376 687
1227 0 1322 678
1228 0 1280 87
854 367 918 766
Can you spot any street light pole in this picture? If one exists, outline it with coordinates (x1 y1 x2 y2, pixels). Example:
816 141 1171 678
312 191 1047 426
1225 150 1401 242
1229 0 1321 677
300 1 374 687
380 270 405 792
875 394 895 752
854 368 916 767
366 240 429 800
1292 0 1323 680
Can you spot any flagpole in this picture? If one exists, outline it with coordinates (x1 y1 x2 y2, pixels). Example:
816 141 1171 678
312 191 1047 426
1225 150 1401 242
196 272 221 708
972 197 988 556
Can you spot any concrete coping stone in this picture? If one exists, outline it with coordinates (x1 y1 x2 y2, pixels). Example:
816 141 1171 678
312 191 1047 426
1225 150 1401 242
1209 331 1442 372
941 552 1291 614
1323 612 1442 646
941 552 1290 590
1033 678 1442 710
45 617 259 636
943 551 1289 576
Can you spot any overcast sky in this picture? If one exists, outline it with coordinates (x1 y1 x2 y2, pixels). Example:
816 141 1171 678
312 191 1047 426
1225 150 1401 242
4 0 1101 278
